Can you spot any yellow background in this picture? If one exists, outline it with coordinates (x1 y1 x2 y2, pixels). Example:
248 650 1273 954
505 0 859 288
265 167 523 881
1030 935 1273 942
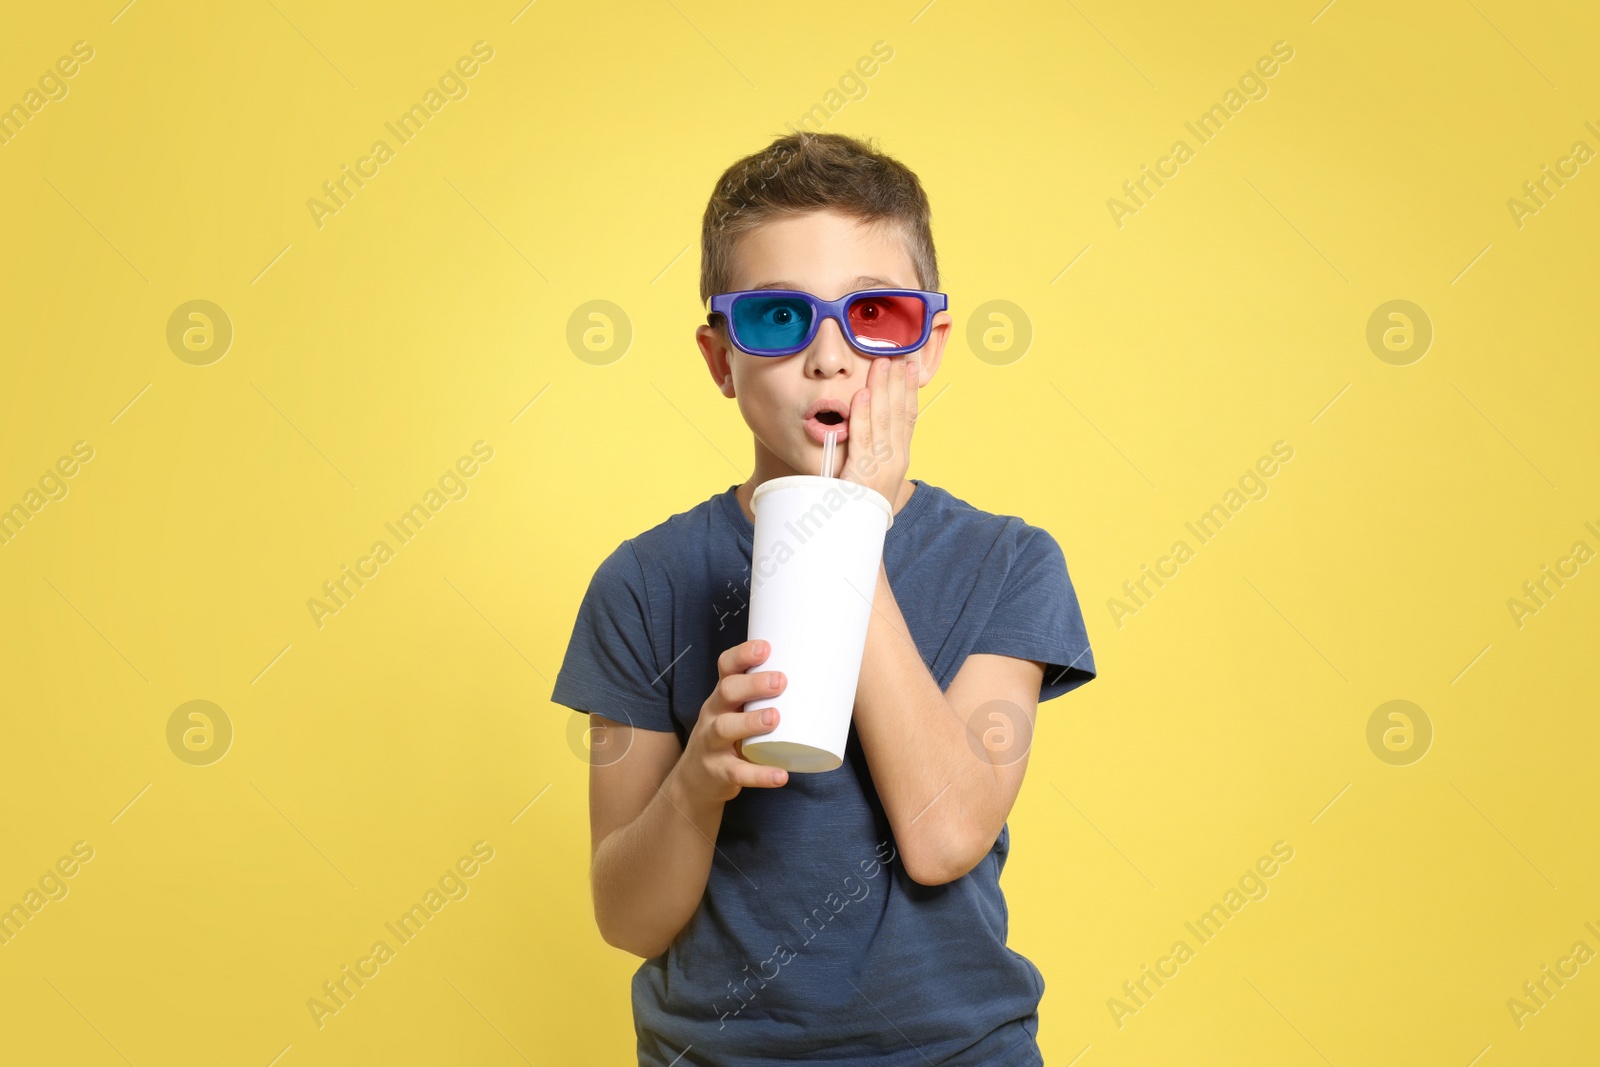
2 0 1597 1063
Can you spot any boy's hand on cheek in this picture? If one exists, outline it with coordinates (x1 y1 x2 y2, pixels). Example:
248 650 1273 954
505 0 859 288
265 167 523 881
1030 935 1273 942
841 355 917 505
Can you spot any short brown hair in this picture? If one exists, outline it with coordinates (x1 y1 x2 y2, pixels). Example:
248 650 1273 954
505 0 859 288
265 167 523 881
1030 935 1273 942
699 132 939 318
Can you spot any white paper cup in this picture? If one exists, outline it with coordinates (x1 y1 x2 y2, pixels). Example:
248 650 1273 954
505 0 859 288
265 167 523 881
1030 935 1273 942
740 476 893 773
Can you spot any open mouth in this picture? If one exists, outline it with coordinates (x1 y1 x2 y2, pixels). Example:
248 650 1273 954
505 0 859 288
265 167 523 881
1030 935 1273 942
802 399 852 444
803 417 848 445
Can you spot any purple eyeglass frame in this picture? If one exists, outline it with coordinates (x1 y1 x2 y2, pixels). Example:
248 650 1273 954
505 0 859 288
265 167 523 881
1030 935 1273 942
707 288 948 357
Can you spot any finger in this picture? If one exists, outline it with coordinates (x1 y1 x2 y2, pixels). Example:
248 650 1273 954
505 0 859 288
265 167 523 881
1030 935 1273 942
713 671 785 715
886 355 905 438
848 380 871 465
906 359 920 426
873 357 892 438
725 758 789 789
716 705 783 744
717 638 768 679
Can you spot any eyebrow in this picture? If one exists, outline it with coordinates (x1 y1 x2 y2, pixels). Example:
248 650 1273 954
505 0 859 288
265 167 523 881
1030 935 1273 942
748 275 905 291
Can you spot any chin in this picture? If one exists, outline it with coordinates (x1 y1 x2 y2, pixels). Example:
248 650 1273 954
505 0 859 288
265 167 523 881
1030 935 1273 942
787 444 825 478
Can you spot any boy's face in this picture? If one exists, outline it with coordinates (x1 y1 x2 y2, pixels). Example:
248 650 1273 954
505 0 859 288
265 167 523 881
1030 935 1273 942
696 209 950 483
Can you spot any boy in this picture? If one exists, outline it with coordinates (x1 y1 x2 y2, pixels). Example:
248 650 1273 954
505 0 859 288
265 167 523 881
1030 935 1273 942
551 131 1096 1066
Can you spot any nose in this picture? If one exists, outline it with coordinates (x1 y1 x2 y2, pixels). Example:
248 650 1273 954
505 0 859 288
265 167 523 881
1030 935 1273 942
803 315 858 379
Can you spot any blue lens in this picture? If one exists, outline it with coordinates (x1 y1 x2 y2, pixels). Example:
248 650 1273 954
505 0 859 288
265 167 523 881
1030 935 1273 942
732 294 812 352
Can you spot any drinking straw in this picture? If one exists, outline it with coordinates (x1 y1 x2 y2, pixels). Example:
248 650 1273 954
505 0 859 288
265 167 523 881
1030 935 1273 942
821 429 838 478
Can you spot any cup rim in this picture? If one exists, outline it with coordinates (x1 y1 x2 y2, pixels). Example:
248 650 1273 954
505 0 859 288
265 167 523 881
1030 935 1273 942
750 475 893 520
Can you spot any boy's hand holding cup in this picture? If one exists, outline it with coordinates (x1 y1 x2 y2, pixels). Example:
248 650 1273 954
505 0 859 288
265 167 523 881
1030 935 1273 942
679 639 792 803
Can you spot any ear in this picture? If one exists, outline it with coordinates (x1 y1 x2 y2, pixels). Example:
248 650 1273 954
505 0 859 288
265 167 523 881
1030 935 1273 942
913 310 952 386
697 323 736 397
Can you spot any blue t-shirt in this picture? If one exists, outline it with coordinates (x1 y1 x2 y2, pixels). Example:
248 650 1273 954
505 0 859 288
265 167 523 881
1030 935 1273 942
551 479 1096 1067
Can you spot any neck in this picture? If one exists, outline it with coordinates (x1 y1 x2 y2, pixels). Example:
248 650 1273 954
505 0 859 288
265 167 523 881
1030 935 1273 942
735 440 915 524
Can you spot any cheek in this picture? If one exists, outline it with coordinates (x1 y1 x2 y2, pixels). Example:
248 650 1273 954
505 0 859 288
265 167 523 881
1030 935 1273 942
740 382 803 443
732 388 766 432
746 388 785 428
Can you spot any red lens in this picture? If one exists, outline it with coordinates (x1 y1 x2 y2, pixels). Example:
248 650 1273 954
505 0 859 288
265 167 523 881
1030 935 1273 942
845 293 925 350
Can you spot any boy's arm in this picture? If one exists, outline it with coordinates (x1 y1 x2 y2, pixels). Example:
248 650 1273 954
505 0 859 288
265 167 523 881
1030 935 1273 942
584 639 793 958
851 562 1045 887
587 715 725 958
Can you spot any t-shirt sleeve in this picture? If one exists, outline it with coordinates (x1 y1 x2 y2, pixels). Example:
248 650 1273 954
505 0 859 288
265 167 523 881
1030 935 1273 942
969 525 1097 703
549 541 677 733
